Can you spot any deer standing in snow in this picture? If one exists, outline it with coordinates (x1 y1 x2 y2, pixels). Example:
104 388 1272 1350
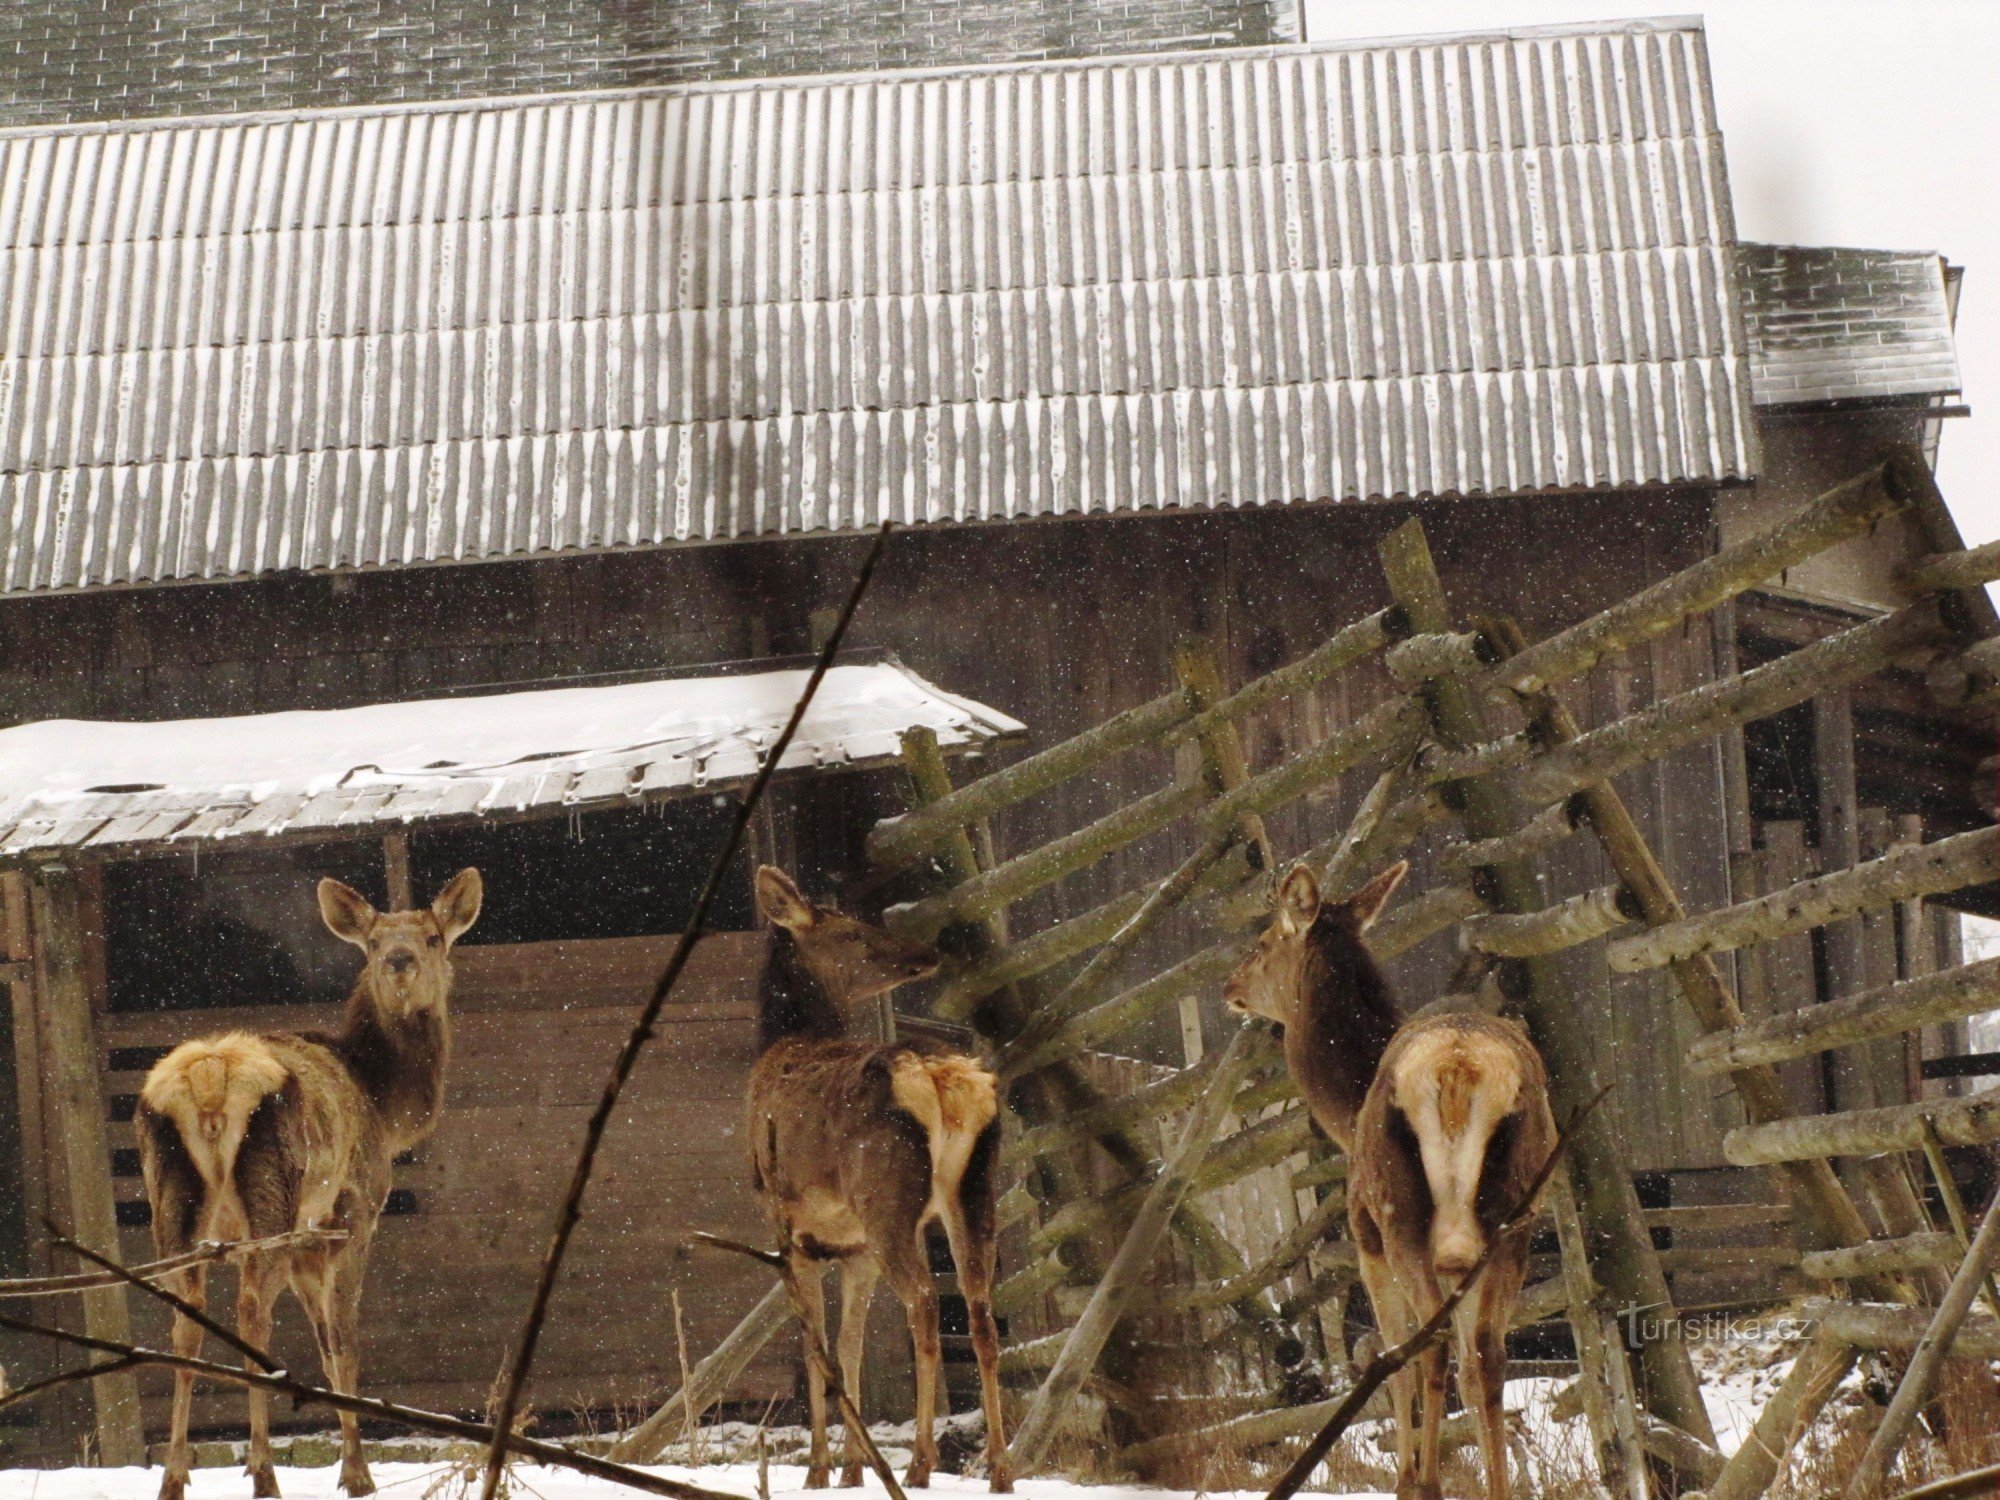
136 869 482 1500
1224 860 1555 1500
746 866 1012 1493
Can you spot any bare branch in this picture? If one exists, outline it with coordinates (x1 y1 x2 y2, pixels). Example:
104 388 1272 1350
1262 1085 1609 1500
0 1229 346 1299
0 1355 144 1417
45 1217 279 1373
478 522 894 1500
0 1303 747 1500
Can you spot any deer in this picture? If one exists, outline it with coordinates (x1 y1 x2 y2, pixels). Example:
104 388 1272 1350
745 865 1013 1493
1223 859 1556 1500
135 868 483 1500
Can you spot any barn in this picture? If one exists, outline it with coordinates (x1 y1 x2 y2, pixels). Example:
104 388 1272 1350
0 0 1988 1470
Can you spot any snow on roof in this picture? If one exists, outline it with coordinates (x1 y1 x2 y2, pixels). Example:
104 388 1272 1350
0 658 1024 862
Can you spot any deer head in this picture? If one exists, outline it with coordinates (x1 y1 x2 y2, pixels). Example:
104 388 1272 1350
1223 859 1408 1024
319 868 483 1019
754 865 939 1008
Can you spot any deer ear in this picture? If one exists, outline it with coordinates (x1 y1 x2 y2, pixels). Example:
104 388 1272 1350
318 878 376 947
754 866 816 931
1275 861 1321 934
1345 861 1410 929
431 868 483 945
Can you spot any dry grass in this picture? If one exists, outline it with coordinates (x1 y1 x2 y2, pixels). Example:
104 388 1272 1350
1772 1354 2000 1498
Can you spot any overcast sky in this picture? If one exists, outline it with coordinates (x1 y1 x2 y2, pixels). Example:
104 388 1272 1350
1302 0 2000 544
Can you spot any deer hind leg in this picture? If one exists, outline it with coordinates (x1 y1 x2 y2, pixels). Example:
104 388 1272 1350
835 1256 881 1488
157 1265 210 1500
1358 1247 1427 1500
313 1233 378 1497
1455 1263 1522 1500
237 1254 287 1498
878 1227 941 1489
939 1139 1011 1494
793 1254 835 1489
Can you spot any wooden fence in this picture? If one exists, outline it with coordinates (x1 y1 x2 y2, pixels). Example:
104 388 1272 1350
618 441 2000 1499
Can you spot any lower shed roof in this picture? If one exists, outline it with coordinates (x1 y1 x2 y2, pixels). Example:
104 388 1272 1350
0 657 1022 863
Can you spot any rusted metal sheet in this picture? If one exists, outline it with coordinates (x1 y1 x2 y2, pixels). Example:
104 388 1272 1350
1738 243 1962 408
0 20 1758 596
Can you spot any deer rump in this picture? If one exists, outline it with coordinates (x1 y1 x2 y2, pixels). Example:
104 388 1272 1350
137 1029 376 1248
748 1039 1000 1258
1353 1014 1556 1279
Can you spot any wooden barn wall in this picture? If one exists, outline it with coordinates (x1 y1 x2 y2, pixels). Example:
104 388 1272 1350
0 492 1743 1181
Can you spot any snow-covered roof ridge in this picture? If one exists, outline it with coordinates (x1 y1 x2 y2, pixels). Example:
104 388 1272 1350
0 660 1024 861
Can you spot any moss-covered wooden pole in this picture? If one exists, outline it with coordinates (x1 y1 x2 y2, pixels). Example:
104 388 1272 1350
1549 1175 1651 1500
1689 1332 1856 1500
1375 517 1717 1455
1725 1089 2000 1165
27 860 145 1468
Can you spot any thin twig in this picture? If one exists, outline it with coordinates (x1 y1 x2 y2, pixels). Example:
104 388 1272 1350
689 1232 909 1500
0 1228 346 1298
45 1217 280 1373
1263 1085 1610 1500
0 1355 144 1417
478 521 893 1500
0 1304 746 1500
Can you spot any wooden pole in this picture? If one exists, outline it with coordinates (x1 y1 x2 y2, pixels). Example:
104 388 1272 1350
1799 1234 1962 1282
1725 1089 2000 1166
1816 1301 2000 1358
27 862 144 1467
1009 1023 1268 1473
1904 537 2000 594
382 832 413 910
1612 827 2000 974
1463 883 1641 957
608 1286 790 1462
1847 1183 2000 1499
1693 1332 1856 1500
1375 518 1717 1454
1687 957 2000 1075
1162 608 1403 749
1916 1118 2000 1324
1548 1174 1652 1500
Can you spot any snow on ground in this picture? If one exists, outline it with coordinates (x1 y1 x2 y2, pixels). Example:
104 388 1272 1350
0 1467 1382 1500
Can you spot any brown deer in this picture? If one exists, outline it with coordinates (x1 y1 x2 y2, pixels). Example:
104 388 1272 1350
136 869 483 1500
746 865 1012 1493
1224 860 1556 1500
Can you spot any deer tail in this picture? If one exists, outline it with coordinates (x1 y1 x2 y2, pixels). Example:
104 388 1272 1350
138 1032 290 1193
889 1053 1000 1195
1390 1026 1528 1277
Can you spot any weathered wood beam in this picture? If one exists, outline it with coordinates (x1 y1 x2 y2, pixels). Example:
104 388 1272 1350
1151 1192 1353 1315
1195 695 1424 836
1377 519 1718 1452
1687 957 2000 1075
1009 1023 1270 1473
1691 1331 1856 1500
1464 883 1640 957
1725 1090 2000 1166
1816 1300 2000 1359
1442 796 1586 874
1904 537 2000 594
1612 827 2000 974
1003 1037 1283 1166
1512 602 1947 809
887 776 1207 936
1848 1182 2000 1500
1115 1387 1485 1472
607 1287 791 1462
1161 607 1404 749
1499 456 1913 695
1549 1173 1651 1500
1799 1233 1962 1282
27 863 145 1467
867 691 1190 873
1386 628 1499 683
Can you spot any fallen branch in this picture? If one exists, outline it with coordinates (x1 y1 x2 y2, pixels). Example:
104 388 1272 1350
689 1232 908 1500
478 522 893 1500
0 1228 347 1298
1262 1085 1608 1500
0 1303 745 1500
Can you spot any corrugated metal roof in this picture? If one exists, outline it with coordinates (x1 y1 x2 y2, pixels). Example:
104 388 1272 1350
0 19 1758 596
1739 243 1961 407
0 658 1023 860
